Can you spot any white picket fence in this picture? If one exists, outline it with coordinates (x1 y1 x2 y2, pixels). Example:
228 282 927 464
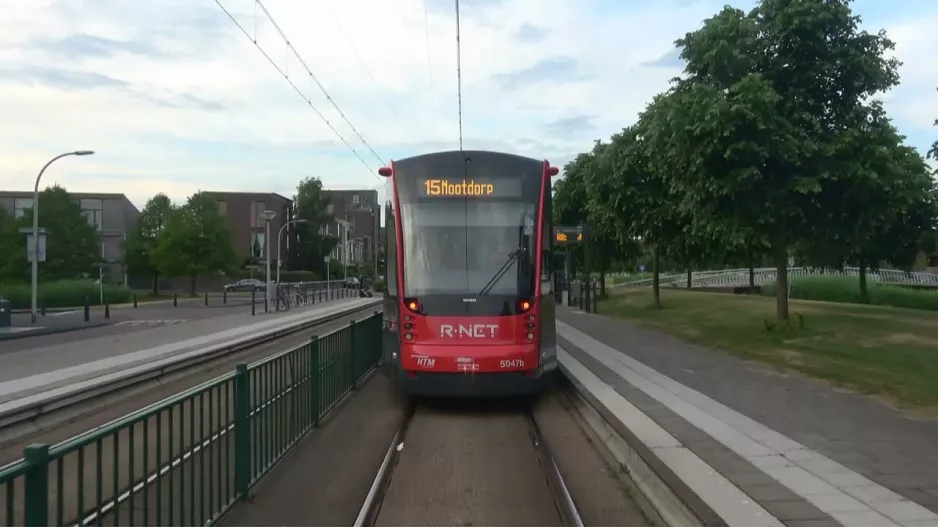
610 267 938 289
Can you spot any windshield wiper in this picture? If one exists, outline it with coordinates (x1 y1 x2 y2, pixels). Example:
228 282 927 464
478 247 526 296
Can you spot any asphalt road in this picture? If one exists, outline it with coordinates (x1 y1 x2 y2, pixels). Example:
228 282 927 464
1 289 361 352
0 306 378 526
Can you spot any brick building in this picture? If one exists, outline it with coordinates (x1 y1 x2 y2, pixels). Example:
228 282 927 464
323 188 380 270
201 191 294 269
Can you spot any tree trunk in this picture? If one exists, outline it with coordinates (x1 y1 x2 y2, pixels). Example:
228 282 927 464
189 275 197 297
599 270 606 297
747 245 756 292
151 272 160 296
652 245 661 308
773 226 789 323
686 266 692 289
858 262 870 304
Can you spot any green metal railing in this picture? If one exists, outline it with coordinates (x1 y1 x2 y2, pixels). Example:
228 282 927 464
0 312 383 526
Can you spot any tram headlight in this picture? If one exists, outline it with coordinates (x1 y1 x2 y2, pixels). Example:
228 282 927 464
404 332 413 340
526 332 535 340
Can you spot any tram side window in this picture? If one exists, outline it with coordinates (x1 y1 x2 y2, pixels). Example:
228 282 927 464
385 202 397 295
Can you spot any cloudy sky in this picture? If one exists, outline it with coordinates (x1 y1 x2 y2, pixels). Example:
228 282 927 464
1 0 935 211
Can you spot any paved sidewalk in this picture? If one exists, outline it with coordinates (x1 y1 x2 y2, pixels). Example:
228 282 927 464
0 297 381 405
557 307 938 527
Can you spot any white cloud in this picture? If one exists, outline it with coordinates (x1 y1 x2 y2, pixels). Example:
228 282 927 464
0 0 935 211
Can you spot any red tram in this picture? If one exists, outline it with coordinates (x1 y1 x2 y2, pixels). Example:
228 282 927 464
378 150 560 397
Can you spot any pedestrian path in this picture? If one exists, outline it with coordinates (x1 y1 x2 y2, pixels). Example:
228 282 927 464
557 307 938 527
0 297 381 406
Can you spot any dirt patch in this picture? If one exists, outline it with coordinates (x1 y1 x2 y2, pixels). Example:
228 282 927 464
882 332 938 347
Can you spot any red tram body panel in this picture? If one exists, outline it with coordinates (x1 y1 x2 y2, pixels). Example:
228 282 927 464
378 150 559 398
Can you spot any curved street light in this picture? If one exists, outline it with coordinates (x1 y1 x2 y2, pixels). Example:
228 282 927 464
260 210 277 309
30 150 95 322
277 218 308 285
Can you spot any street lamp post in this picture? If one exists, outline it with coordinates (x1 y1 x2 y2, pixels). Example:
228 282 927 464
30 150 94 323
261 210 277 309
276 218 307 285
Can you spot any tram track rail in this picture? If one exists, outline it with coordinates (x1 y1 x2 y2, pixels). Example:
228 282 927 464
353 398 584 527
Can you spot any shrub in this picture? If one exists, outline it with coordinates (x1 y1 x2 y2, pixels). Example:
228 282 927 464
373 278 386 293
0 280 133 309
760 275 938 311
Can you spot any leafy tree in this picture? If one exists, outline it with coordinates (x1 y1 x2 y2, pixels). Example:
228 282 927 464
930 87 938 163
595 115 689 308
800 102 938 301
152 192 238 295
123 193 174 295
553 150 591 282
665 0 900 322
0 186 101 283
0 206 19 282
292 177 338 276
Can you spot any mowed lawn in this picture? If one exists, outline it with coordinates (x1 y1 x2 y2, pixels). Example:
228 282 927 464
599 288 938 414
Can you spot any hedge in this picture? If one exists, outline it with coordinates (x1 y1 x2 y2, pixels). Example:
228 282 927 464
0 280 134 310
760 275 938 311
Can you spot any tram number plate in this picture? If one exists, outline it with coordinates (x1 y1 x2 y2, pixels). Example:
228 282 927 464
499 359 525 368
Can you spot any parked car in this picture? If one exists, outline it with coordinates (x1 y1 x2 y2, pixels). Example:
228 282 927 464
224 278 265 292
345 277 360 288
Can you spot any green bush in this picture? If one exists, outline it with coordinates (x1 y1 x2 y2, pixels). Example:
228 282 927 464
760 275 938 311
373 278 386 293
0 280 133 309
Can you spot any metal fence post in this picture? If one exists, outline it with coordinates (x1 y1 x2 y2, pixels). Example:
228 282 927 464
234 363 251 500
349 319 358 390
370 311 380 368
23 444 49 527
592 281 598 313
309 336 321 427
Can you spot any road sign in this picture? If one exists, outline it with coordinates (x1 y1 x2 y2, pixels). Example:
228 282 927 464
324 256 331 263
19 228 47 263
639 264 645 272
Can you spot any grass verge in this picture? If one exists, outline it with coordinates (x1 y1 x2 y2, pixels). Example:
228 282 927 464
600 288 938 413
762 275 938 311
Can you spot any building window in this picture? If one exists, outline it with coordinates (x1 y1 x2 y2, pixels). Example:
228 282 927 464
218 201 227 215
13 198 32 218
251 201 267 227
81 198 103 231
352 194 359 205
250 232 266 258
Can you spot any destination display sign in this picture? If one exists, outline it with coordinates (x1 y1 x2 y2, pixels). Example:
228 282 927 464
419 178 521 198
554 226 586 243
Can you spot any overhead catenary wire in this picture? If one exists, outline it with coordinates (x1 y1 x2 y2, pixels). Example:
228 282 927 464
254 0 385 166
422 0 437 123
321 0 407 136
454 0 464 151
212 0 383 178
